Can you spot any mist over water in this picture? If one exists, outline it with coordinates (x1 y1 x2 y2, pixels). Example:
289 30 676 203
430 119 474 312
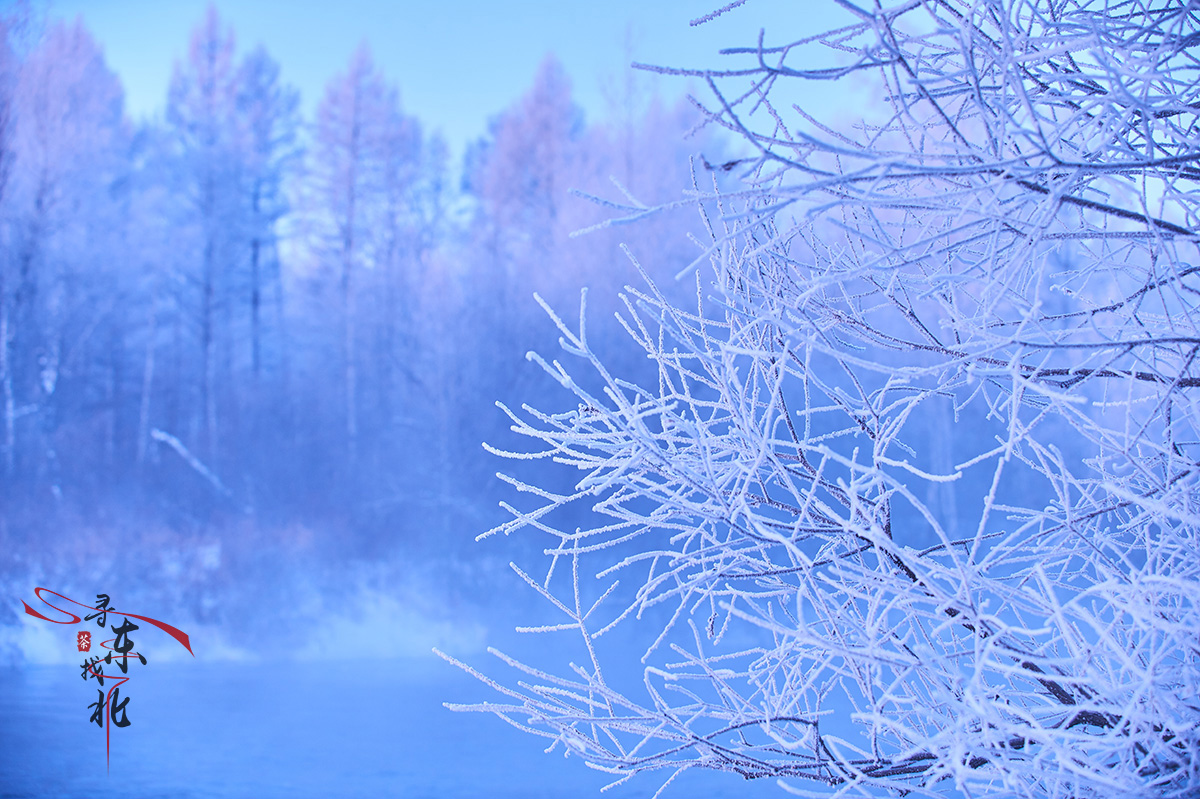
2 657 721 798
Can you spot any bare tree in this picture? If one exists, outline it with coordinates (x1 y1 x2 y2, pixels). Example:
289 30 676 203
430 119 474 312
1 18 128 492
441 2 1200 797
166 5 241 462
0 12 19 480
235 44 299 387
308 43 395 469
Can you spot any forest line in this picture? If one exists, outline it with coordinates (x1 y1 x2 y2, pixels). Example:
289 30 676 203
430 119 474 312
0 6 726 567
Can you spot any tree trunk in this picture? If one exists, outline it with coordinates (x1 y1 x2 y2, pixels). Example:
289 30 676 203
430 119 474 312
343 223 357 467
136 293 156 468
250 184 262 381
1 276 12 479
201 179 218 462
343 138 359 468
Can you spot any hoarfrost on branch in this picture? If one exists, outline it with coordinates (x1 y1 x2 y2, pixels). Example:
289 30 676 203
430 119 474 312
442 2 1200 796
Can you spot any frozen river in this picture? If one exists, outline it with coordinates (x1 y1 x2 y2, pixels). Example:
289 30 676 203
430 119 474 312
0 655 785 798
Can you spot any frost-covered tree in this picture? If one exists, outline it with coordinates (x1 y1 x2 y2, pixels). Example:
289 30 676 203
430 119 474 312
303 42 446 501
0 12 18 481
158 8 300 497
478 55 580 263
462 53 585 396
361 84 440 453
0 18 129 491
460 54 722 431
306 43 394 468
234 44 299 387
443 2 1200 797
165 5 242 462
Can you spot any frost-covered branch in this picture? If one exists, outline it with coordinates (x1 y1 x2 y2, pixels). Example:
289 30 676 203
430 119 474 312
444 3 1200 797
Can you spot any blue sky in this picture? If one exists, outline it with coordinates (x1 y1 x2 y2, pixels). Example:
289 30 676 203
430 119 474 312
37 0 856 158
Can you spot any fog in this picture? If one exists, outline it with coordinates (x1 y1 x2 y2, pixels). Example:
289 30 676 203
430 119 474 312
0 2 730 644
0 3 749 795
